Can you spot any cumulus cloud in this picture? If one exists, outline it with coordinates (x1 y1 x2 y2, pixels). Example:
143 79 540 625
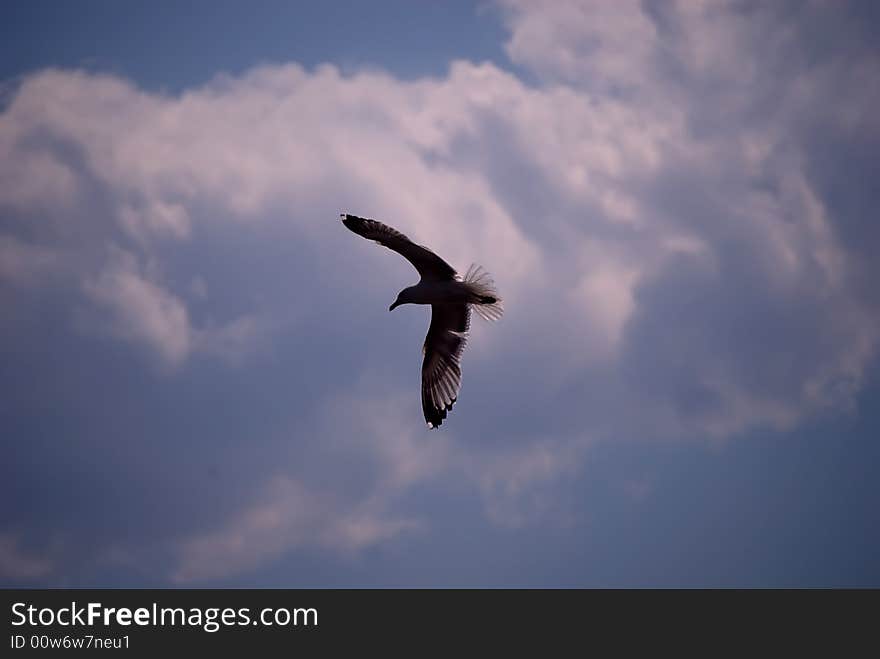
496 0 879 437
1 0 878 583
79 246 264 367
83 247 193 365
500 0 660 90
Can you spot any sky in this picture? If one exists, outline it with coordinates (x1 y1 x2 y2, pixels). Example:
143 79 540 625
1 0 879 587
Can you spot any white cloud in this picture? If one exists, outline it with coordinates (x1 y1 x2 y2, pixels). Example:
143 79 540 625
1 10 874 426
172 476 417 583
468 436 590 528
81 246 265 367
500 0 660 90
83 247 192 366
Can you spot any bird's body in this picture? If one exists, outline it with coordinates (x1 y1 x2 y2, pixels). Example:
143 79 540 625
341 213 503 428
395 280 479 306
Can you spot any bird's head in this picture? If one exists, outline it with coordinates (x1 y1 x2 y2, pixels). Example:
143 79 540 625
389 286 415 311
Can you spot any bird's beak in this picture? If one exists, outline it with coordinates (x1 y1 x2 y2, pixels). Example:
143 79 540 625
389 301 400 312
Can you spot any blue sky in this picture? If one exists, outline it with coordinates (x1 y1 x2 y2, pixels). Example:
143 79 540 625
2 1 878 587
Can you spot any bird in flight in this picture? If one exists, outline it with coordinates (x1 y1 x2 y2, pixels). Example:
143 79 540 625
341 213 503 428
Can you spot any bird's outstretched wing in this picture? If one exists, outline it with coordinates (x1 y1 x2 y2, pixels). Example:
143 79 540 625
422 303 470 428
341 214 457 281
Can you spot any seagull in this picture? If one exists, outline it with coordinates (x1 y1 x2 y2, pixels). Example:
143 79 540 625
341 213 503 428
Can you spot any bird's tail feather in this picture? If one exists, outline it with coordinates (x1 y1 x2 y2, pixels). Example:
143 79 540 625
462 264 503 321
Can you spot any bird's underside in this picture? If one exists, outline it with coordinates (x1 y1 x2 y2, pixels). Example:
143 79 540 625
341 213 502 428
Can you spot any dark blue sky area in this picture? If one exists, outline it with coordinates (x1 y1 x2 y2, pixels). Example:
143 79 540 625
3 0 509 90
